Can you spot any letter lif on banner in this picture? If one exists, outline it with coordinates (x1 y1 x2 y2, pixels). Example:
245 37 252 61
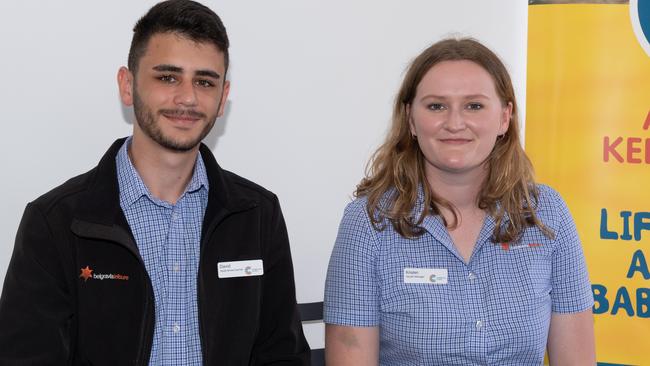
600 208 650 241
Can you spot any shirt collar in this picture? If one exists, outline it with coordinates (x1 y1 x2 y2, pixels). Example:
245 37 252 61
415 184 498 260
186 148 209 194
116 137 209 208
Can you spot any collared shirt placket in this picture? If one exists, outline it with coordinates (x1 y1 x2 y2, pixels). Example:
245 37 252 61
116 138 208 366
464 248 488 364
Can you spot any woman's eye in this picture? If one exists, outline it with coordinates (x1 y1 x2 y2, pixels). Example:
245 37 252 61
467 103 483 110
427 103 445 111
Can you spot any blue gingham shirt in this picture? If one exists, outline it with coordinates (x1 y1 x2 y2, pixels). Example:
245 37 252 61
117 138 208 366
324 185 593 365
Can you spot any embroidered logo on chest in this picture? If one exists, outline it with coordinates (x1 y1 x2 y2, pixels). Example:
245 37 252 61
79 265 130 282
500 243 541 251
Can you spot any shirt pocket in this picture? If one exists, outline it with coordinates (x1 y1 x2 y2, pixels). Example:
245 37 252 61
378 264 467 358
491 243 553 305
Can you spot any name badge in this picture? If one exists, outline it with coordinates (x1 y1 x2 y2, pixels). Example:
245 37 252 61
403 268 448 284
217 259 264 278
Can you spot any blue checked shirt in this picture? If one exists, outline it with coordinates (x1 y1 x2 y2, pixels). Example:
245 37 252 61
117 138 208 366
324 185 593 366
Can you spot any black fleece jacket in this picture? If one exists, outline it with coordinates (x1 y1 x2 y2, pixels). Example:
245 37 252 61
0 138 310 365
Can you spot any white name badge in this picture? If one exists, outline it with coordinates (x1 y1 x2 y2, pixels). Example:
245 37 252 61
217 259 264 278
403 268 448 284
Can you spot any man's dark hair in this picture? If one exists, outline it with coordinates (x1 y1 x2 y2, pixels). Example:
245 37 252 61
127 0 229 74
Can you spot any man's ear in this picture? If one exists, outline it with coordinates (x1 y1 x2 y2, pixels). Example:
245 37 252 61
217 80 230 117
117 67 134 106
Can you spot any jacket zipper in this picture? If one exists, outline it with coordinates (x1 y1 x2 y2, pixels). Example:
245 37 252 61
197 218 222 365
196 203 257 364
197 262 206 364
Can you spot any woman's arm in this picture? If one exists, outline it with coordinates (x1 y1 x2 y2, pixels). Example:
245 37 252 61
325 324 379 366
547 310 595 366
324 198 382 365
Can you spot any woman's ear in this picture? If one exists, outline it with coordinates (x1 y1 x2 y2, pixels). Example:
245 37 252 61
499 101 513 135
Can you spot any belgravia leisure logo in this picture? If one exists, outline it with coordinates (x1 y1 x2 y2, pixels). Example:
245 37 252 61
631 0 650 57
79 265 129 282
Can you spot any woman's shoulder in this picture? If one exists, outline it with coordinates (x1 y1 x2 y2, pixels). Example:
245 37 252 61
343 195 369 216
532 183 573 226
344 188 397 218
534 184 567 208
340 192 397 237
338 196 375 232
535 183 559 201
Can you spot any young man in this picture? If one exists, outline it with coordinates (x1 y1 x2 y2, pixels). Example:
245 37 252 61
0 1 310 364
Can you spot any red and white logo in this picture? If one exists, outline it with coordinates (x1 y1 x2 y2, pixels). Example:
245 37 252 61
79 265 129 282
79 266 93 282
500 243 542 251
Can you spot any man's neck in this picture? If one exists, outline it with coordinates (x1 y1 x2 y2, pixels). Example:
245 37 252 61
129 134 199 205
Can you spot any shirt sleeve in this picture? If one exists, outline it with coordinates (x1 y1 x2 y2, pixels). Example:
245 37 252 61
324 198 380 327
544 186 595 313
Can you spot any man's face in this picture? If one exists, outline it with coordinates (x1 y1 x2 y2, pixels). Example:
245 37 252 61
119 32 229 152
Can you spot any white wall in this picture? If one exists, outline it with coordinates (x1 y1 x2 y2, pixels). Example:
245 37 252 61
0 0 528 350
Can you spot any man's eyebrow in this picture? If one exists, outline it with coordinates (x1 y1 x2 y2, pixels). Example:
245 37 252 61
151 64 221 80
152 64 183 73
195 69 221 80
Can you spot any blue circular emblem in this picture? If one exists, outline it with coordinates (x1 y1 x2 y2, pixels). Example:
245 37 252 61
631 0 650 56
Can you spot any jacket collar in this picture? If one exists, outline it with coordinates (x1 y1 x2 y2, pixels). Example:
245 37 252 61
74 137 256 229
116 137 209 208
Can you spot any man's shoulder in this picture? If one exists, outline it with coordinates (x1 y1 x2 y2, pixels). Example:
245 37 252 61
29 166 98 215
220 168 277 205
198 143 278 208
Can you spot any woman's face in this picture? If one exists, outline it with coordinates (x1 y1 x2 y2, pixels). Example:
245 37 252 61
409 60 511 181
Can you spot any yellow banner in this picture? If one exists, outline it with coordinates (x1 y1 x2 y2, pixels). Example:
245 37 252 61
527 2 650 365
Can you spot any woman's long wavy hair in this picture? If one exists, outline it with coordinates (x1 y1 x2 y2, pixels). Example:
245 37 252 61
356 38 553 243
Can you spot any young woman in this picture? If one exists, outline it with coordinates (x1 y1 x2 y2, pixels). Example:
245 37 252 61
324 38 595 365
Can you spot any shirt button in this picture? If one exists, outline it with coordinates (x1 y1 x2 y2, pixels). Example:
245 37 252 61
172 212 180 220
475 320 484 330
468 272 476 280
173 323 180 333
173 263 180 272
